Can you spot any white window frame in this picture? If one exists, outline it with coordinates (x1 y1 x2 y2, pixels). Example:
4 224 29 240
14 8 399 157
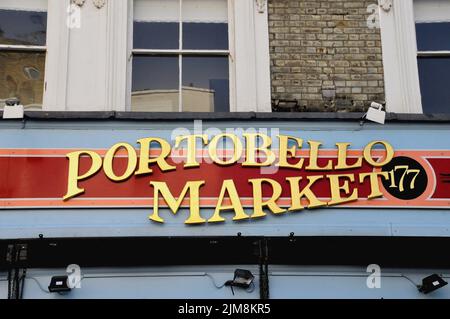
378 0 450 114
378 0 423 113
42 0 71 111
0 1 48 109
126 0 271 112
129 0 233 112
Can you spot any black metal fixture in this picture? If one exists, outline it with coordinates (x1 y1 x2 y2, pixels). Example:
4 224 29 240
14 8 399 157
5 98 20 106
225 269 254 295
48 276 71 293
418 274 448 294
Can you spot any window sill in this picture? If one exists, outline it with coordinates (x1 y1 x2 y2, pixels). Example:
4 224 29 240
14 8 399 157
1 111 450 123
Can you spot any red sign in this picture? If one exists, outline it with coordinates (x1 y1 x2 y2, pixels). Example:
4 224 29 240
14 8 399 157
1 148 449 209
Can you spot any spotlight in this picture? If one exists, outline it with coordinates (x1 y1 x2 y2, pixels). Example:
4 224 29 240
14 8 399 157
48 276 71 293
2 98 24 119
225 269 254 295
231 269 254 289
360 101 386 125
418 274 448 294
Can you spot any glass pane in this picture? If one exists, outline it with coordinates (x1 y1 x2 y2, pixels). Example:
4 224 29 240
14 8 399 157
131 56 179 112
418 57 450 113
0 9 47 46
0 51 45 110
416 22 450 51
182 56 229 112
414 0 450 25
133 0 179 49
182 0 228 50
134 22 179 50
183 23 228 50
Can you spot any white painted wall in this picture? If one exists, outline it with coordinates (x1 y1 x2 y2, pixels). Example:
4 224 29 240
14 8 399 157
378 0 423 114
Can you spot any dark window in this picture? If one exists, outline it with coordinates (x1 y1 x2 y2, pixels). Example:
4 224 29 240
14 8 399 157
0 6 47 110
416 22 450 113
182 56 229 112
133 22 179 50
417 57 450 114
0 9 47 46
183 23 228 50
131 0 230 113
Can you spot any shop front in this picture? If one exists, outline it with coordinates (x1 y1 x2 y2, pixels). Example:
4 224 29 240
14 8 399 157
1 113 450 299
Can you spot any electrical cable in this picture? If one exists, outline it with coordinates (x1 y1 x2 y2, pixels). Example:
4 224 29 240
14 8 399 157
400 274 420 288
19 269 27 300
246 281 256 293
204 273 227 289
27 277 51 294
7 269 12 300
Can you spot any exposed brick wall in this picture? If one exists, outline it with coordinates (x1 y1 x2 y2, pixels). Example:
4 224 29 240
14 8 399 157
268 0 385 112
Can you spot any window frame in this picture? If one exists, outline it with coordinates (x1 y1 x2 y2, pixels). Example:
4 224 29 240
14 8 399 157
379 0 450 114
0 3 49 109
126 0 271 113
129 0 234 113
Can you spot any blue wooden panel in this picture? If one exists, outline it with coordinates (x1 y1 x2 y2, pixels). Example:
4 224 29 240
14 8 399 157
2 266 449 299
0 121 449 150
0 120 449 239
18 266 260 300
1 208 450 239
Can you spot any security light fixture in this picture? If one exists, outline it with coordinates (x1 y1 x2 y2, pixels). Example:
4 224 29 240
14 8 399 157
418 274 448 294
224 269 254 295
48 276 71 293
3 98 24 119
231 269 254 288
360 101 386 125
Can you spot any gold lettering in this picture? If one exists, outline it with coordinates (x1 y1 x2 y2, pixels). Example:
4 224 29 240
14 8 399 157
174 134 208 168
63 151 103 201
249 178 286 218
103 143 137 182
327 174 358 206
277 135 304 169
149 181 206 224
363 141 394 167
242 133 276 167
305 141 333 170
208 179 249 222
359 171 390 199
135 137 176 175
287 175 327 210
335 142 363 170
208 134 243 166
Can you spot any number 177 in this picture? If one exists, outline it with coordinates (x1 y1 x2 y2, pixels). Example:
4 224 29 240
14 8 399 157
388 165 420 192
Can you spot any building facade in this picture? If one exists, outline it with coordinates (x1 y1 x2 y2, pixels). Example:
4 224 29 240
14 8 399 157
1 0 450 299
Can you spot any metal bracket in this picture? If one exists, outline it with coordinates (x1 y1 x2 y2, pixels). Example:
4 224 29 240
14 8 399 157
255 0 267 14
379 0 393 12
